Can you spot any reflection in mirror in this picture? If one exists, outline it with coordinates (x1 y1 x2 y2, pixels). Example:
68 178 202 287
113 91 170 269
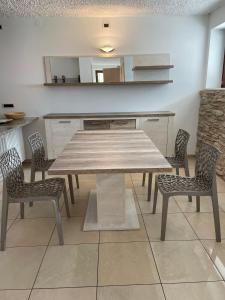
44 54 173 85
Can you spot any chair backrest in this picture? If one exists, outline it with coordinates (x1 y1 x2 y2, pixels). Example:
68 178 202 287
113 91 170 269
174 129 190 162
195 143 220 187
28 132 46 168
0 148 24 198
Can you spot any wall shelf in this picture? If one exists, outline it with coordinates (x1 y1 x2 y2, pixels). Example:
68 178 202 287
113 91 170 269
132 65 174 71
44 80 173 87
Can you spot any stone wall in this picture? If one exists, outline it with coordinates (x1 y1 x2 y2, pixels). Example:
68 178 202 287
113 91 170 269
197 89 225 179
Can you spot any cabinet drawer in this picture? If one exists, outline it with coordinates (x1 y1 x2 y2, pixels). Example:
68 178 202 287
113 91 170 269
50 119 81 136
83 120 110 130
110 119 136 129
142 117 168 133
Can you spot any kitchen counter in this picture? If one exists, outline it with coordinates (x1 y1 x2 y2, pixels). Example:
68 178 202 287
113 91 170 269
43 111 175 119
0 117 38 135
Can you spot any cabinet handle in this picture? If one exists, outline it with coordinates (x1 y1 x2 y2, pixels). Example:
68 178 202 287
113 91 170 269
147 118 160 122
58 120 71 124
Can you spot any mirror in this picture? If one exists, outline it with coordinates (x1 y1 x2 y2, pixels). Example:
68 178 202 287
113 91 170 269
44 54 173 85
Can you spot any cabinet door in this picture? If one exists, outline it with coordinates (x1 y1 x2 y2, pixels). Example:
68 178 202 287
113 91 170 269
46 119 81 159
141 117 169 155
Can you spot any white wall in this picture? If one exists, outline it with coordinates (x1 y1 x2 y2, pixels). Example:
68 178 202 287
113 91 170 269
206 28 225 88
0 16 209 154
205 3 225 89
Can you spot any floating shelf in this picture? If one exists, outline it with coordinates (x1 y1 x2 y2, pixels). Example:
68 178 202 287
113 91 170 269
132 65 174 71
44 80 173 87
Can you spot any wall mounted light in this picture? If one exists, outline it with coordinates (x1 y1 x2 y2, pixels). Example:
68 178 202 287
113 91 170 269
100 46 115 53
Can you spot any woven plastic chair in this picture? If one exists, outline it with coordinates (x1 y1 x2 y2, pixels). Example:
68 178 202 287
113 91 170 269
142 129 191 202
28 132 79 204
153 143 221 242
0 148 70 251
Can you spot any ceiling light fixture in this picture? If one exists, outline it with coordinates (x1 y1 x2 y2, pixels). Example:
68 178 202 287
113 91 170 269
100 46 115 53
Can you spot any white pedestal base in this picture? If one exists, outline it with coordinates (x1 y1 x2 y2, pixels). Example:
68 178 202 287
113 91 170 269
83 189 140 231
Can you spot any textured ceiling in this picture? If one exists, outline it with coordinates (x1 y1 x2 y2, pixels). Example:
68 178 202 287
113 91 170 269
0 0 224 17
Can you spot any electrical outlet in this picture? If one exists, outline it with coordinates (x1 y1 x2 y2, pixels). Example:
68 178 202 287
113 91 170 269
3 104 14 108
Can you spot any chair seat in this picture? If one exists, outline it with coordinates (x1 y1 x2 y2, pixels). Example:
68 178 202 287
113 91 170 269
34 159 52 171
166 156 184 167
157 174 210 195
10 178 65 200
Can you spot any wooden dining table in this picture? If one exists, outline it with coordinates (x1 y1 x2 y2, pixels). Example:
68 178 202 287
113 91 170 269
48 129 172 231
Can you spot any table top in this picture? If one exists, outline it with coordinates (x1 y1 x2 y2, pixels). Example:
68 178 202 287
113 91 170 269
48 130 172 175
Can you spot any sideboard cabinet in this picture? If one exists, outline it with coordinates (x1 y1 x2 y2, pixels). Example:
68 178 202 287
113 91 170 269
45 113 175 160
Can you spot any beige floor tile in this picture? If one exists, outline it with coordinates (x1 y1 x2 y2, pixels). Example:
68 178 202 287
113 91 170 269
100 216 148 243
185 212 225 239
23 200 63 219
35 244 98 288
98 242 159 285
7 202 20 219
217 176 225 193
30 287 96 300
6 218 55 247
138 194 180 214
0 246 45 289
202 240 225 280
176 195 215 213
0 290 30 300
151 240 221 283
143 213 197 241
132 182 148 196
98 284 165 300
218 193 225 212
50 217 99 245
61 199 88 217
163 281 225 300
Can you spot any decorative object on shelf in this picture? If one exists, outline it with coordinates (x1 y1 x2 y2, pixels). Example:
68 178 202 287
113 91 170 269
53 75 58 83
4 112 25 120
62 75 66 83
100 46 115 53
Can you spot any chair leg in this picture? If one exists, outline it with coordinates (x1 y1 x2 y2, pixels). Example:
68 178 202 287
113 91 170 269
142 173 146 186
20 202 24 219
175 167 179 175
161 195 169 241
52 200 64 245
42 171 45 180
196 196 200 212
147 173 153 201
184 161 192 202
68 174 75 204
211 191 221 242
63 188 70 218
152 178 158 214
75 175 79 189
29 169 35 207
0 200 8 251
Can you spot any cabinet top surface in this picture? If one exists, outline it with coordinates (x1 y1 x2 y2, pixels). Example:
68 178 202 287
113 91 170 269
48 129 172 174
0 117 38 136
43 111 175 119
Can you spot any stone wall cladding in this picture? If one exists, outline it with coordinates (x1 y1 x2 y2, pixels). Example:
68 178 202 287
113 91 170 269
198 89 225 179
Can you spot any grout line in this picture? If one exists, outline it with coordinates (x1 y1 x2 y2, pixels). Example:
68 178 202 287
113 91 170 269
133 178 167 300
180 205 225 281
96 231 100 300
27 221 57 300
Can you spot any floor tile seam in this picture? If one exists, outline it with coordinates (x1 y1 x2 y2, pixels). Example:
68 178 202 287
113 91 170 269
28 222 57 300
181 210 225 281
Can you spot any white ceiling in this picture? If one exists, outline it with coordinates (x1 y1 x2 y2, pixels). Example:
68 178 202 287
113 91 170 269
0 0 224 17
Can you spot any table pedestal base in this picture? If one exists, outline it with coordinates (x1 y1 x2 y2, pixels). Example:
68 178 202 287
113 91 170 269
83 189 140 231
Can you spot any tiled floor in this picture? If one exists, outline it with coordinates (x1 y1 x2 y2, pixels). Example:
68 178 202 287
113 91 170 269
0 158 225 299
